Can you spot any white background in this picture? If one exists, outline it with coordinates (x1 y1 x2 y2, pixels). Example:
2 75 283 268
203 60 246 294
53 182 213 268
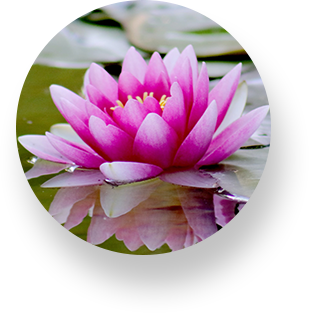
142 0 309 7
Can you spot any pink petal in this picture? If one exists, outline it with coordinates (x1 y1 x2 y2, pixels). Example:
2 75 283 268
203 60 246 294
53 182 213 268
150 71 171 101
85 84 116 113
50 85 86 116
25 159 69 180
135 207 175 251
160 168 218 188
143 96 162 115
122 47 147 83
118 71 145 104
46 132 105 168
60 97 88 124
162 82 186 140
184 226 195 248
179 45 199 87
87 63 118 102
214 81 248 137
48 187 94 224
199 105 269 166
58 98 97 148
163 47 180 76
115 225 144 251
117 99 149 137
87 203 120 245
114 207 145 251
89 116 134 161
18 135 72 164
208 63 242 130
182 206 218 241
133 113 179 169
173 100 217 167
64 195 96 230
169 45 198 109
213 194 236 227
144 52 170 99
164 208 188 251
84 101 118 127
170 57 193 113
100 161 163 184
187 62 209 132
111 106 123 126
144 52 169 84
178 188 217 240
59 100 116 155
41 170 105 188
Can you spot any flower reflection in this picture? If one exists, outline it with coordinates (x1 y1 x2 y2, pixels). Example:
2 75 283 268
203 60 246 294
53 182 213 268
49 178 244 252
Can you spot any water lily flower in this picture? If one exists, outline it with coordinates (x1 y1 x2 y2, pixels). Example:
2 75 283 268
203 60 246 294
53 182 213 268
19 45 269 184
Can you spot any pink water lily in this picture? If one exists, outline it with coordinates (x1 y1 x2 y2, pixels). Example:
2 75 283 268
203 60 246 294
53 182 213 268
19 45 269 184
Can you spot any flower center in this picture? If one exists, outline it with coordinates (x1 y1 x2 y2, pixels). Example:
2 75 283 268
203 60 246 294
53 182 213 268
112 92 168 111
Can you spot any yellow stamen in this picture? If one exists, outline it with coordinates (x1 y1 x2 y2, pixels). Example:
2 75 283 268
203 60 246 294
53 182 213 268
110 100 125 110
159 95 167 103
113 92 165 110
116 100 124 108
136 96 143 104
159 95 169 110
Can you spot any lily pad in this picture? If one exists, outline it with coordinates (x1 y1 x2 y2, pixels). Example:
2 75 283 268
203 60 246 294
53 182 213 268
35 20 132 68
34 2 249 67
103 1 245 56
202 147 270 198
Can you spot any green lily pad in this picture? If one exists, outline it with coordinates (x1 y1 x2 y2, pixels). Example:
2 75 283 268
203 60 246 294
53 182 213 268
35 20 132 68
103 1 245 56
203 147 270 199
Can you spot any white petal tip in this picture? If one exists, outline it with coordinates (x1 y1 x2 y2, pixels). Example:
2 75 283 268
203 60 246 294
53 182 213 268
100 162 163 185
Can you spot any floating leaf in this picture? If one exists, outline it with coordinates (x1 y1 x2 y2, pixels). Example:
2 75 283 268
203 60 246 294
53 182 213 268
103 0 242 57
104 1 244 56
35 20 132 68
202 148 269 198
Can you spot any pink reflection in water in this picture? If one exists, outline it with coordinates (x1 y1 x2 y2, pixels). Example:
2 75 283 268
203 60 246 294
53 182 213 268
49 179 244 252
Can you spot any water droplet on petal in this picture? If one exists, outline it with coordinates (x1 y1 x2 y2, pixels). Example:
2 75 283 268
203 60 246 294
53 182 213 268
65 164 79 173
216 189 249 203
27 156 38 164
104 179 120 186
